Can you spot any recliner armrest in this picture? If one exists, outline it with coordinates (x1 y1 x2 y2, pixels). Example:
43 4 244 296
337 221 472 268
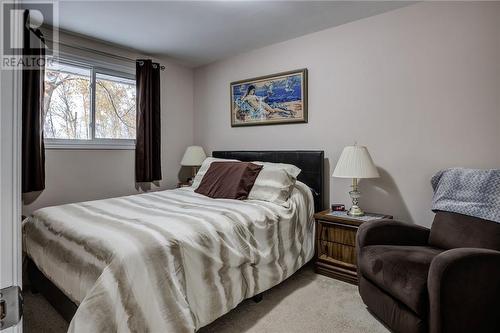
428 248 500 333
357 219 430 249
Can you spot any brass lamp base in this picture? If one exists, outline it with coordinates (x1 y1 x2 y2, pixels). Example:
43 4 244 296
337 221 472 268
347 178 365 217
347 204 364 217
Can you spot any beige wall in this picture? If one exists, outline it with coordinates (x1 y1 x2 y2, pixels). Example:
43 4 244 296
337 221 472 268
194 2 500 227
23 33 194 214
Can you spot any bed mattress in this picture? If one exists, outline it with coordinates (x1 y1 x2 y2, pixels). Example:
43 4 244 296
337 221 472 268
23 182 315 332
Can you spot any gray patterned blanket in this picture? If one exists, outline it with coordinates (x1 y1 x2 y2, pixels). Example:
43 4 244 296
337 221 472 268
431 168 500 223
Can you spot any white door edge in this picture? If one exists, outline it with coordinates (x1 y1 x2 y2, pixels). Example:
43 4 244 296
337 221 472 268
1 0 23 330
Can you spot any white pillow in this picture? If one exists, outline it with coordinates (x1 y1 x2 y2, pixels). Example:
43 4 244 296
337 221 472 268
248 162 302 206
191 157 238 189
252 161 301 178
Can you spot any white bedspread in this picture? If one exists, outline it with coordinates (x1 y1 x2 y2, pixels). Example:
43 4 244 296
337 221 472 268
23 182 315 332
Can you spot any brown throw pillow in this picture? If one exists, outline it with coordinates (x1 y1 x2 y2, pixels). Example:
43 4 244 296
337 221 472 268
195 162 263 200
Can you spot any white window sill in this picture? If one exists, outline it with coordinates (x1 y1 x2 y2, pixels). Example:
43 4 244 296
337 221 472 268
44 140 136 150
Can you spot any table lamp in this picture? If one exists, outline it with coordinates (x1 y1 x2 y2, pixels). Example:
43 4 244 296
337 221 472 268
332 145 379 216
181 146 206 178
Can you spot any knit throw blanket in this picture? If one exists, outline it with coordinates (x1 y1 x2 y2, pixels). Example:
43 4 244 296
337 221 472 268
431 168 500 223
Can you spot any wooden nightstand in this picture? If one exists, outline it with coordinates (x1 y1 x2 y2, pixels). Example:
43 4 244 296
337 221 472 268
314 209 392 284
177 181 192 188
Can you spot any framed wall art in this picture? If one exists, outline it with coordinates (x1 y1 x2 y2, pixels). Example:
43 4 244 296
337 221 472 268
230 68 308 127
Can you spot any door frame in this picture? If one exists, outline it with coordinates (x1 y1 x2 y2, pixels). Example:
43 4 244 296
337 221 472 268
0 0 23 330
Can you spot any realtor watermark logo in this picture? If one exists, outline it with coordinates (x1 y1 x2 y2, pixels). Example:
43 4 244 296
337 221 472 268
1 0 58 69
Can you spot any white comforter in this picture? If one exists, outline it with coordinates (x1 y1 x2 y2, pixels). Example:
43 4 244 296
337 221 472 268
23 182 315 332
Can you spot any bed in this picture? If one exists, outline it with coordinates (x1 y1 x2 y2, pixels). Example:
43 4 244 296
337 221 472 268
23 150 324 332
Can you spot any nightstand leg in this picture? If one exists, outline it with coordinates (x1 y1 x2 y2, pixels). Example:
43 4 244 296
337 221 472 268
252 293 263 303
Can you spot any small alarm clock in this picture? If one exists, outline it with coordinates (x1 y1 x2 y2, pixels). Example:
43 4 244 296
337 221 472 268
331 204 345 211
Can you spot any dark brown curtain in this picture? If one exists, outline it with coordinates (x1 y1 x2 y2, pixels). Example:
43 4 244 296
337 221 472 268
22 10 46 193
135 59 162 182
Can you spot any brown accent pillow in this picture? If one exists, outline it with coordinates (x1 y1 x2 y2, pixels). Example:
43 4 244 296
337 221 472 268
194 162 263 200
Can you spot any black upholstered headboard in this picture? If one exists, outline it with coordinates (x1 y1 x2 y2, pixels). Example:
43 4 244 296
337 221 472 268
212 150 325 212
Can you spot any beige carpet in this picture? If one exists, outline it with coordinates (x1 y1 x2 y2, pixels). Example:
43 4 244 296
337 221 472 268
24 266 389 333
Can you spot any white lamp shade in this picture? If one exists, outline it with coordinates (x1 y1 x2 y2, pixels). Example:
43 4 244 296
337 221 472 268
332 145 380 179
181 146 206 166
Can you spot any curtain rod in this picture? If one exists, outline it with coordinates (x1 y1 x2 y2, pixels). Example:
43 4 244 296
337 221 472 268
45 38 166 70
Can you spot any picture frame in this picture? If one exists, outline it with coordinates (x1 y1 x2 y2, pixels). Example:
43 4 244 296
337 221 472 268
230 68 308 127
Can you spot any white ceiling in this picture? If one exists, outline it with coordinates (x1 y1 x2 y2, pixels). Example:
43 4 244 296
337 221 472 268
51 1 413 67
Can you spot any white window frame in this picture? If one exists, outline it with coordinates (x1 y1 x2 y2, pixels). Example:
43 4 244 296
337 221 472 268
44 56 136 150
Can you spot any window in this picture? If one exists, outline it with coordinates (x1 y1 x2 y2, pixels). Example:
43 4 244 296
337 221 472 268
43 63 91 140
43 59 136 149
95 73 136 140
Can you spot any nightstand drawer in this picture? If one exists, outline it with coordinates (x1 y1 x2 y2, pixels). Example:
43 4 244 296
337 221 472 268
318 240 357 266
318 222 357 247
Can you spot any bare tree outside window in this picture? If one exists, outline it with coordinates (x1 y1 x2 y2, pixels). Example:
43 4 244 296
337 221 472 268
95 73 136 139
44 63 91 139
